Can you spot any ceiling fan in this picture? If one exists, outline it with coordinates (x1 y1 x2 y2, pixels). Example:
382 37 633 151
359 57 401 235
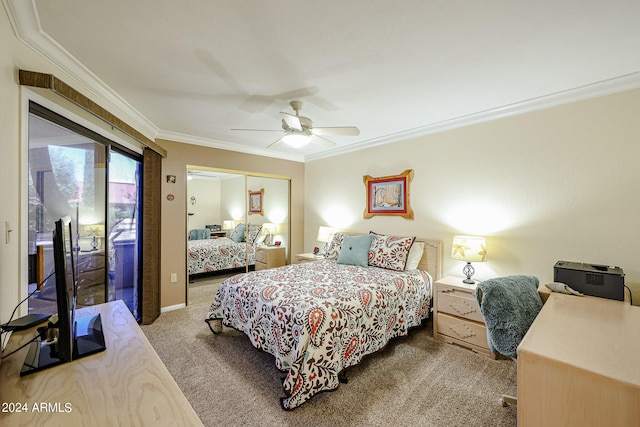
232 100 359 149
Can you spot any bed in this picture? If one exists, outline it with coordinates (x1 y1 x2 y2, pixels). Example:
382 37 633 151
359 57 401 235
188 224 263 276
205 232 442 409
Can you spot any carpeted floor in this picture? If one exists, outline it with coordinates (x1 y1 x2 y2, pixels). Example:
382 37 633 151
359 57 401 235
142 277 517 427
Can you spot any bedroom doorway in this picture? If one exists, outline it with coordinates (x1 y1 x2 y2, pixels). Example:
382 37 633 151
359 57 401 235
185 166 291 305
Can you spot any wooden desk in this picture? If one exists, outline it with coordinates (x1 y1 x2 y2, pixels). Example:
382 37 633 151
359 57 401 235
518 293 640 426
0 300 203 427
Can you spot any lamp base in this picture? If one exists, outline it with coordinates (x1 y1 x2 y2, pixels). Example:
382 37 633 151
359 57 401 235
462 262 476 284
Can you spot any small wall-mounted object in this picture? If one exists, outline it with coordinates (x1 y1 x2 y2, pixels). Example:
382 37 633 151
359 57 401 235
166 175 176 184
363 169 414 220
248 188 264 215
166 194 175 201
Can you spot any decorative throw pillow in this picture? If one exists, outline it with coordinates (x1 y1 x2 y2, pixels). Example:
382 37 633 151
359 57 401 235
405 241 424 270
368 232 416 271
230 223 246 243
246 224 262 245
323 232 344 259
254 233 267 245
337 234 373 267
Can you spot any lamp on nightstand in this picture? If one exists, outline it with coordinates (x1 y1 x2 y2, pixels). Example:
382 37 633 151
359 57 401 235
223 220 235 237
262 223 276 246
451 235 487 284
316 226 338 256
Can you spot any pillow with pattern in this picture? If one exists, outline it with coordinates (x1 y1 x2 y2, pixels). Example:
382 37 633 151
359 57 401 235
368 231 416 271
246 224 263 245
323 232 344 259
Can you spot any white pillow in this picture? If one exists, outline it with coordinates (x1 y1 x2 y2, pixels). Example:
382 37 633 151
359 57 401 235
405 241 424 270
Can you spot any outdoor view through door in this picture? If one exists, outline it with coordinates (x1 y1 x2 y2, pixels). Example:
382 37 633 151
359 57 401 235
27 102 142 321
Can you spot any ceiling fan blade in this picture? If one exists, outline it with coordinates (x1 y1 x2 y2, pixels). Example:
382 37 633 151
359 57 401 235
311 126 360 136
280 112 302 131
310 135 336 149
231 128 283 132
267 138 284 149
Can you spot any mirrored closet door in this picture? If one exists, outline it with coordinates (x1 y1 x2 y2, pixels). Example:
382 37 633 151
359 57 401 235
185 166 290 303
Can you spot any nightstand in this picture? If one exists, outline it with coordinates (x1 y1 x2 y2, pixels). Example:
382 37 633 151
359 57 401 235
255 246 286 270
295 252 324 263
433 276 495 359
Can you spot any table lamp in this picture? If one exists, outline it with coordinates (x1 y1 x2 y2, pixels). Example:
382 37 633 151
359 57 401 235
262 223 276 246
316 226 337 256
223 220 235 237
451 235 487 284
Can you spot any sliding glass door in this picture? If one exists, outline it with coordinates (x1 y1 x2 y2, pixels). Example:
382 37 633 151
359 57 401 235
27 102 142 321
108 150 141 318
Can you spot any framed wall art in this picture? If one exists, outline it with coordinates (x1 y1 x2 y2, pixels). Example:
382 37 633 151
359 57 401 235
248 188 264 215
363 169 414 220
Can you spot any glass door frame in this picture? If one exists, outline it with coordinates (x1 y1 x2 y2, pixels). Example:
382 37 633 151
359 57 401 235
19 88 144 318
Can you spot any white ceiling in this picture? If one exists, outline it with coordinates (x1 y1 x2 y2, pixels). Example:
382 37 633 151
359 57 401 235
8 1 640 162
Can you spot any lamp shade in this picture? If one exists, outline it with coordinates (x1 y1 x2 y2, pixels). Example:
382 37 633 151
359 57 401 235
317 226 337 243
262 223 276 234
451 236 487 262
222 220 235 230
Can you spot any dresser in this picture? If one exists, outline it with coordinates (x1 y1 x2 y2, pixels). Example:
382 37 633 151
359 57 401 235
518 293 640 426
255 246 286 270
0 300 203 426
433 276 494 358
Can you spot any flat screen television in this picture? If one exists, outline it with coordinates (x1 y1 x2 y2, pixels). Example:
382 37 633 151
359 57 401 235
20 216 106 375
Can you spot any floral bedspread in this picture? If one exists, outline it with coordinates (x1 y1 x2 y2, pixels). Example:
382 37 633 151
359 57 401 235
188 238 256 275
206 259 432 409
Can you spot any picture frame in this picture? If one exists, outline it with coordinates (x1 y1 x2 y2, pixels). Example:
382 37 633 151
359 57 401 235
363 169 414 219
248 188 264 215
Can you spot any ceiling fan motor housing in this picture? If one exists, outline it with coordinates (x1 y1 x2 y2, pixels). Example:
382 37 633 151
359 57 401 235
281 116 313 133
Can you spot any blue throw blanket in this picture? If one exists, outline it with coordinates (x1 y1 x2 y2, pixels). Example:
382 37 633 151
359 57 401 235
475 275 543 358
189 228 210 240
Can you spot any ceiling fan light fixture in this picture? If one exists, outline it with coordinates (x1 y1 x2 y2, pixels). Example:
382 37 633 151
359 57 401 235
282 133 311 148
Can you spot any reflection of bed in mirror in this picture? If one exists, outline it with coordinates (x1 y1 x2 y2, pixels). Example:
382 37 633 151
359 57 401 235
188 224 263 277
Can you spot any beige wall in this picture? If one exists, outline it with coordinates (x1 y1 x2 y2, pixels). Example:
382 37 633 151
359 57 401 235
187 176 222 229
305 88 640 304
158 139 304 309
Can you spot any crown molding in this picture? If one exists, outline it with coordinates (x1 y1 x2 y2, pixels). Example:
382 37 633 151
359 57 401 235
156 130 305 163
305 72 640 162
4 0 158 140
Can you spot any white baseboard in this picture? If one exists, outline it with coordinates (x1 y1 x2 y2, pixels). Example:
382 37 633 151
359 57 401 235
161 303 185 313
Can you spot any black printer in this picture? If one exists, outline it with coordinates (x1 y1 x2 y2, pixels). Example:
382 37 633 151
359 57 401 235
553 261 625 301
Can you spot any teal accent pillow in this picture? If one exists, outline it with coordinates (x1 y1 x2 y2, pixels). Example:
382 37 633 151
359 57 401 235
337 235 373 267
230 224 246 243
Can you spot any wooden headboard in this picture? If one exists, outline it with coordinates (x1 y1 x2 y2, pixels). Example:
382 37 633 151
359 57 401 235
416 238 443 281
